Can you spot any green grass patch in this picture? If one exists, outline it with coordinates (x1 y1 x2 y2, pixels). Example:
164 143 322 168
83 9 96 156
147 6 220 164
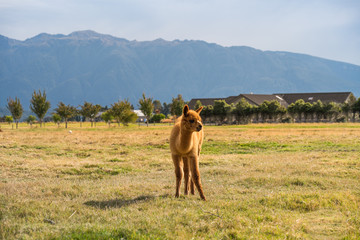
108 158 126 163
259 192 359 213
60 164 133 178
202 139 360 155
203 140 292 154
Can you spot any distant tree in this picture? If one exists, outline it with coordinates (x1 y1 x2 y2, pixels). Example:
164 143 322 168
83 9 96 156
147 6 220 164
151 113 166 123
322 102 340 122
344 93 357 121
162 102 171 116
7 97 23 129
260 100 287 122
213 100 232 124
26 115 37 128
153 100 162 113
171 94 185 117
331 103 342 121
312 100 324 122
194 100 203 110
301 102 313 122
79 102 101 127
296 99 307 122
30 90 51 127
252 105 261 123
200 105 213 124
277 105 287 122
101 111 114 127
5 115 13 125
351 98 360 122
90 104 101 127
232 98 252 124
266 100 283 121
79 102 91 126
121 109 138 126
111 100 126 126
341 102 351 122
52 114 61 127
287 103 297 122
259 101 269 122
55 102 77 128
288 99 305 122
110 99 134 126
139 93 154 127
348 93 357 104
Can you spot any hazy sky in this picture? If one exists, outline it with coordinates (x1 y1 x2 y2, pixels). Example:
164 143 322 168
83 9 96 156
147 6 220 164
1 0 360 65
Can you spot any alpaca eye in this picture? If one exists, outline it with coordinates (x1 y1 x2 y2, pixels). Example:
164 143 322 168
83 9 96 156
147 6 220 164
189 119 195 123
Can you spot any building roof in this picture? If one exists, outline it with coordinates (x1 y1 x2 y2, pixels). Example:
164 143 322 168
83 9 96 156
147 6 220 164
133 110 145 117
275 92 353 105
225 95 242 105
188 92 354 109
240 94 288 106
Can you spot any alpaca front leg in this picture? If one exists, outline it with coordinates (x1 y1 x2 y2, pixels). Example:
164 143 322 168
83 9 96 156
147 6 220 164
190 156 206 201
183 157 191 195
172 154 183 198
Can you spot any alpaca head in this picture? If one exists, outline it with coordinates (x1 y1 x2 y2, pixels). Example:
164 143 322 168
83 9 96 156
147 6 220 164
182 105 203 132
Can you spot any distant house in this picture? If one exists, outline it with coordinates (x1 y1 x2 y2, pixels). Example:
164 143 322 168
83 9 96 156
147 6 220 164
188 92 354 109
133 110 146 122
188 94 286 109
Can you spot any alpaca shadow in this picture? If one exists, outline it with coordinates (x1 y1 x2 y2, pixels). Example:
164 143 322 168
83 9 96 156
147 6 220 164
84 194 170 209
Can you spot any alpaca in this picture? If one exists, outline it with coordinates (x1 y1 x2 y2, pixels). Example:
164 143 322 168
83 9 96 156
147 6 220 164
169 105 206 200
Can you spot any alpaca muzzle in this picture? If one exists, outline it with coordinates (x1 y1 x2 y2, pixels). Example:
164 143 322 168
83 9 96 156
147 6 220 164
196 121 203 131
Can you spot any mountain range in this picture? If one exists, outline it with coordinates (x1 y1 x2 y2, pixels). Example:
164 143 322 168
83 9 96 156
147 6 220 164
1 30 359 110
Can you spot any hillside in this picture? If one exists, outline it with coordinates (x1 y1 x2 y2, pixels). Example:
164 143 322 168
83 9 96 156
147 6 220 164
0 30 359 108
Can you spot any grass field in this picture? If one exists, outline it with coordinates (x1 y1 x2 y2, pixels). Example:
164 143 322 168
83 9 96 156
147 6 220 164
1 122 360 239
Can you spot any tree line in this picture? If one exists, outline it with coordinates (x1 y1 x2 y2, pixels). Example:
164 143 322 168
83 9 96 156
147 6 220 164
196 97 360 124
2 90 360 129
2 90 187 129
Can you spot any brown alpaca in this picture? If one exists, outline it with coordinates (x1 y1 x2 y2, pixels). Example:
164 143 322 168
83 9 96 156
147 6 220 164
170 105 206 200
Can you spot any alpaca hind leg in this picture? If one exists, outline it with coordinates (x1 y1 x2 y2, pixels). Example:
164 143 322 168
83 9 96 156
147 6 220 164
190 179 195 195
190 156 206 201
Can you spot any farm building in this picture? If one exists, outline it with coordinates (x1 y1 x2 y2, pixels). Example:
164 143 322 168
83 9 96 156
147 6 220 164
133 110 146 122
188 92 354 109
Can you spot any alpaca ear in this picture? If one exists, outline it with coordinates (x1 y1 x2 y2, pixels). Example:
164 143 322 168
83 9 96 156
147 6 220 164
195 106 203 114
183 105 189 117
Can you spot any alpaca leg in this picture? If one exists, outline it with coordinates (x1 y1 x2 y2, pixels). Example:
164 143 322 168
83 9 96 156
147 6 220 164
190 179 195 195
190 156 206 201
183 157 191 195
172 154 183 198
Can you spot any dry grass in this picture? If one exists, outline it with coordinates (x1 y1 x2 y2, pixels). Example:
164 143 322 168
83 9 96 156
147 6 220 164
0 122 360 239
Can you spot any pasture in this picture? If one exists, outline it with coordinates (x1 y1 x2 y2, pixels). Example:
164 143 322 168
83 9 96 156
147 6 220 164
1 123 360 239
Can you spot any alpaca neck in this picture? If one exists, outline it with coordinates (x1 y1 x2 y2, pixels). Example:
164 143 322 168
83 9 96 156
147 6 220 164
178 126 193 153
